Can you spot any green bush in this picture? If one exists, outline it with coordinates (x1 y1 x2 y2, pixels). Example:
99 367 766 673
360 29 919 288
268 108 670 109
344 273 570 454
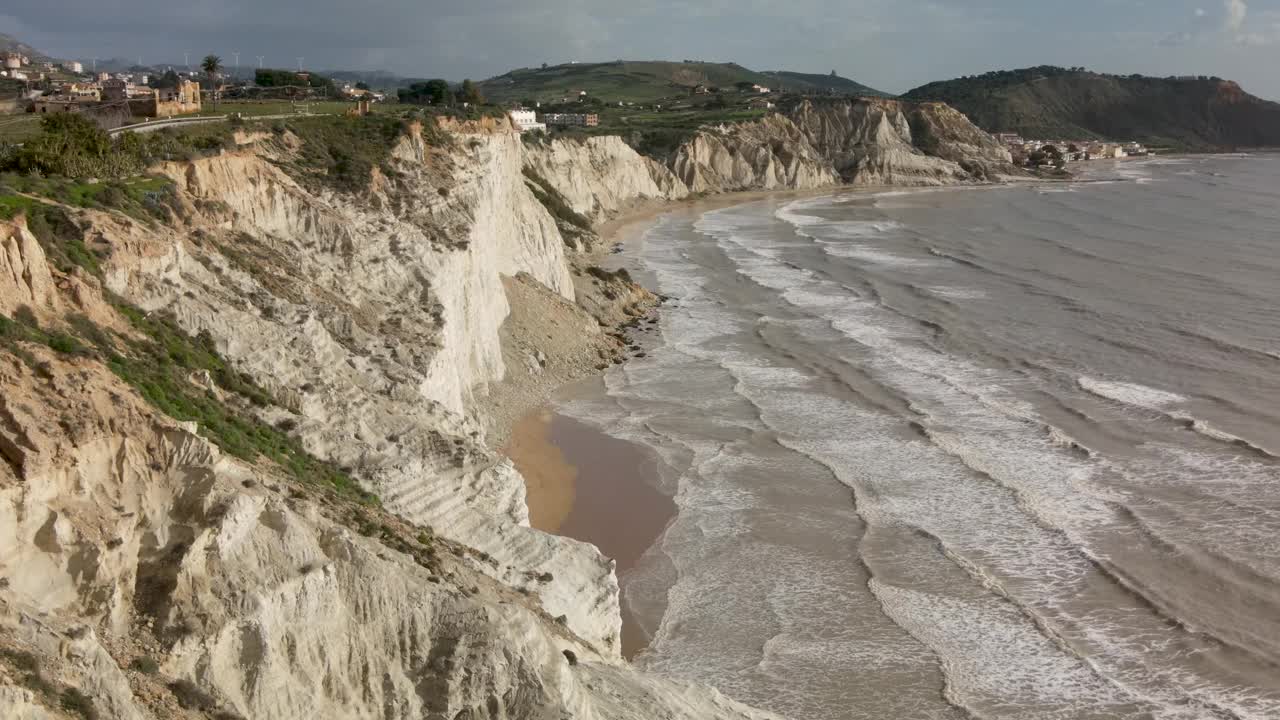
2 303 376 506
1 115 232 180
281 114 415 192
130 656 161 674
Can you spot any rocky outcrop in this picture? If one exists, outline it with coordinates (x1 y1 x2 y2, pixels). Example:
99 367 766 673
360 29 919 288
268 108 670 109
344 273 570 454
523 135 688 223
670 114 839 193
0 221 58 318
907 102 1015 180
665 97 1019 191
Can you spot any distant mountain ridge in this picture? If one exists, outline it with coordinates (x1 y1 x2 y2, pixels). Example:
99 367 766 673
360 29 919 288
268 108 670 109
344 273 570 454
903 66 1280 150
480 60 889 103
0 32 53 61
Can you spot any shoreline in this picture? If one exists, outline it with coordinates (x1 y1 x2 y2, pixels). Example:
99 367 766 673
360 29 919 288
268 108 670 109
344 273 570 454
499 177 1057 661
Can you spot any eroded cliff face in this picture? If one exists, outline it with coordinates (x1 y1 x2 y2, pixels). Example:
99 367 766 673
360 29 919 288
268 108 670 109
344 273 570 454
0 98 1013 718
665 97 1019 190
670 114 840 193
0 120 778 720
522 135 689 224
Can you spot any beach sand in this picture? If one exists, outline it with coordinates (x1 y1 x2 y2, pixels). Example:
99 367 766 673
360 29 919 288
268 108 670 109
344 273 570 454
501 186 869 659
504 400 675 658
506 407 577 532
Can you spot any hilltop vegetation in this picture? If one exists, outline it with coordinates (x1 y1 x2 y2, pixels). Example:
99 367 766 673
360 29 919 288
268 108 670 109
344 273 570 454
480 60 888 104
903 66 1280 149
761 70 891 98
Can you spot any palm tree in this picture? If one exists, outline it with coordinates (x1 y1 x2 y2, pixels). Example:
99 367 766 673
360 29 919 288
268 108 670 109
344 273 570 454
201 55 223 105
201 55 223 77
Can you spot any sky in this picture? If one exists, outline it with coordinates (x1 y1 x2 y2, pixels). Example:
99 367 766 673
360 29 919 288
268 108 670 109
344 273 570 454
5 0 1280 98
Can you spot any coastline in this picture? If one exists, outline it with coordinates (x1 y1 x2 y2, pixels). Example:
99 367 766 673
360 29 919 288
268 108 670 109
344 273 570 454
498 178 1042 660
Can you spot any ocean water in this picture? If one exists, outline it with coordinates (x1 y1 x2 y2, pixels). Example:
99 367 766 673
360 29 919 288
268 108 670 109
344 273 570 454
558 155 1280 719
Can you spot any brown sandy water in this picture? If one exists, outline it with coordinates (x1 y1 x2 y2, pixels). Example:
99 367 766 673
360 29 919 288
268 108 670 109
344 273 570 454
506 401 675 658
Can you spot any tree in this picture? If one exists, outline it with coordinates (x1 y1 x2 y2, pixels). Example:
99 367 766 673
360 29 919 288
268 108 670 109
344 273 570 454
153 70 181 89
458 79 484 105
734 81 756 92
355 81 370 91
397 79 452 105
201 55 223 77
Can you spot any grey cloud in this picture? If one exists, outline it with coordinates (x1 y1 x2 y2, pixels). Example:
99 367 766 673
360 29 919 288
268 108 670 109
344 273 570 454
4 0 1280 98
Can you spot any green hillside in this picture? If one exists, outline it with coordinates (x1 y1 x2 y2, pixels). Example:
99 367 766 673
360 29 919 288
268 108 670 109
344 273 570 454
762 70 891 97
903 66 1280 150
479 60 885 104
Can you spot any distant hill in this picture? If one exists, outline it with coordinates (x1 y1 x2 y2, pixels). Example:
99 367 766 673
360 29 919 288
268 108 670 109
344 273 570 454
479 60 887 104
902 66 1280 150
0 32 52 61
762 70 891 98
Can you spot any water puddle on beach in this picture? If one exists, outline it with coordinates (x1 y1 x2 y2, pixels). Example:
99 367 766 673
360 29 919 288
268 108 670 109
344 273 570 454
514 156 1280 720
506 390 675 658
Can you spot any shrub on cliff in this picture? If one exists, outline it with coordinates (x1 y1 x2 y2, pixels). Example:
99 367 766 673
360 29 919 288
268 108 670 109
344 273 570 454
280 114 412 193
1 114 233 180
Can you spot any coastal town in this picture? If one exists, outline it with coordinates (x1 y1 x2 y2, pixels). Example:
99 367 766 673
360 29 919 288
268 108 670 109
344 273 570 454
994 131 1153 168
1 49 385 131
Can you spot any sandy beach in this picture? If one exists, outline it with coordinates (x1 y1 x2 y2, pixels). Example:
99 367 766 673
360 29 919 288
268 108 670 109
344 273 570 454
500 185 888 658
504 398 675 657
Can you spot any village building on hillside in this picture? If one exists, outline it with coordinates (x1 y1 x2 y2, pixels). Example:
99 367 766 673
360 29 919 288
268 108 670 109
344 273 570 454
543 112 599 127
101 77 136 102
32 82 102 113
3 53 25 70
509 108 546 133
131 79 202 117
64 61 83 74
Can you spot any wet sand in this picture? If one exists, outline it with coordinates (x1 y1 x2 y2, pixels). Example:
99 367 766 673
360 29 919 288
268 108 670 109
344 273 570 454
505 402 675 658
505 408 577 532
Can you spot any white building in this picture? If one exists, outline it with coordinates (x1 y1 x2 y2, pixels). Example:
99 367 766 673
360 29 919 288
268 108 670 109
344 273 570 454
3 53 22 70
509 109 546 133
66 61 83 73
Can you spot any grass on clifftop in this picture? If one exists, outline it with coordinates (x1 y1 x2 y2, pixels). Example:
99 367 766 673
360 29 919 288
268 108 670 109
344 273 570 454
1 113 234 179
525 104 768 161
0 303 377 506
273 113 440 193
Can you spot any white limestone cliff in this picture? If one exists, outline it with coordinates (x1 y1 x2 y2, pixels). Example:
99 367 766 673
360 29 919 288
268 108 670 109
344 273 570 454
0 102 1016 719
